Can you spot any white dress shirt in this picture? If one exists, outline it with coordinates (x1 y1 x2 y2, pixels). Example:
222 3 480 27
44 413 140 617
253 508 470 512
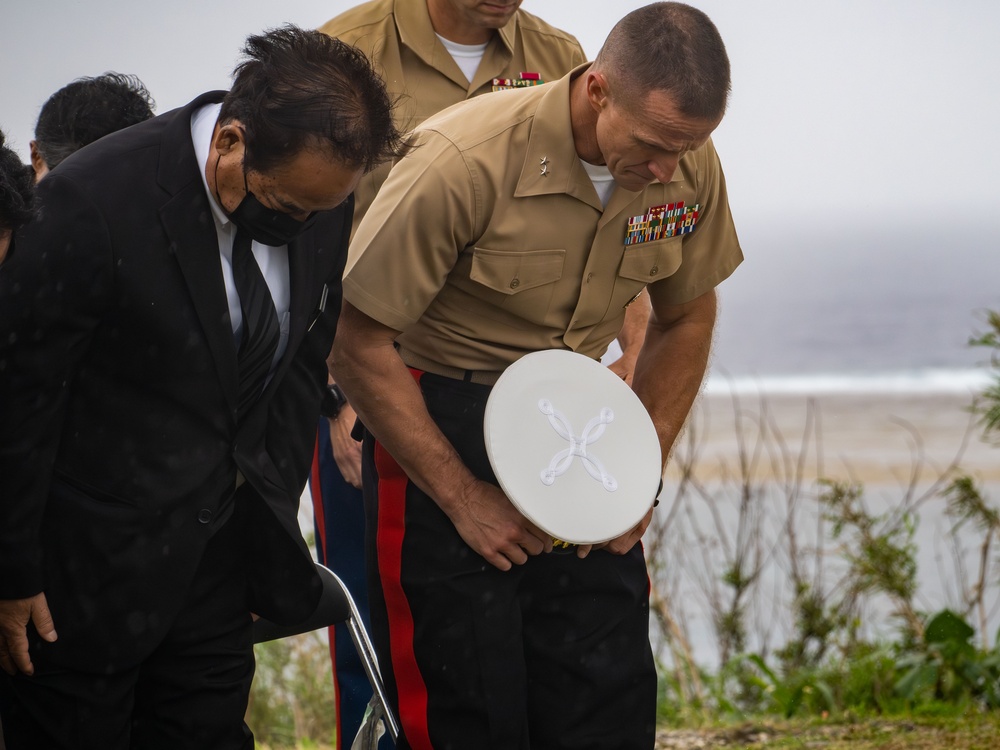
190 102 291 370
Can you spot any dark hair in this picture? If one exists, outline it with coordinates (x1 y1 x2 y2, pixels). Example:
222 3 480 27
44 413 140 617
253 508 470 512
34 72 156 169
0 130 35 231
220 25 405 175
594 2 731 120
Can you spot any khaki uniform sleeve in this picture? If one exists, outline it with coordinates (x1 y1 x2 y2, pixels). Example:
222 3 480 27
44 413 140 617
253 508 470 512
343 129 477 333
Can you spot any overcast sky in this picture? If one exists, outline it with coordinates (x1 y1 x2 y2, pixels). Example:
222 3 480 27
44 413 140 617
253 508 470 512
3 1 999 376
4 0 1000 225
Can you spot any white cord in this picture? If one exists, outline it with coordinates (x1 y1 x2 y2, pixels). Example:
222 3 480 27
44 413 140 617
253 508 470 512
537 398 618 491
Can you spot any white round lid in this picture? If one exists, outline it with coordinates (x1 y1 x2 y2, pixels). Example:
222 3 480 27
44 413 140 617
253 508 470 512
484 349 661 544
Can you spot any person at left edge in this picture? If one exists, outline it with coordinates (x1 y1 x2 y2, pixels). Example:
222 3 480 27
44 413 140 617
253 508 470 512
29 71 156 183
0 25 404 750
0 129 34 265
0 129 34 750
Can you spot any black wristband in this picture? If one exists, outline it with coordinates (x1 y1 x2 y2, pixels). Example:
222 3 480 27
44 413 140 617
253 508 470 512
320 383 348 419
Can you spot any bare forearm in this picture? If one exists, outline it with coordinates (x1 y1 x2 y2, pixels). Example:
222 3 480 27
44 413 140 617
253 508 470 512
618 289 651 357
328 304 478 515
632 289 717 467
608 290 651 383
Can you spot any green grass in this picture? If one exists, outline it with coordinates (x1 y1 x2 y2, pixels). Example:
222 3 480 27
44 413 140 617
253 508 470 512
655 713 1000 749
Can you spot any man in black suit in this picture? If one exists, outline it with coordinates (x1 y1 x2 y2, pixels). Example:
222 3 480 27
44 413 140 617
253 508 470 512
0 26 403 749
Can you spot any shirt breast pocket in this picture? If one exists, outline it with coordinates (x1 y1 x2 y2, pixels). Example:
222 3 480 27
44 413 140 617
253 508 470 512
612 236 685 308
619 236 684 282
468 247 566 319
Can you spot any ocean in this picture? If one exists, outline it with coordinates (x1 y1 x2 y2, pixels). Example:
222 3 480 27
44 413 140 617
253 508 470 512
708 216 1000 393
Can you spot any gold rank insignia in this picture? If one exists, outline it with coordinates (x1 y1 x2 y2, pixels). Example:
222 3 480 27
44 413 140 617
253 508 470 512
492 72 543 92
624 202 701 246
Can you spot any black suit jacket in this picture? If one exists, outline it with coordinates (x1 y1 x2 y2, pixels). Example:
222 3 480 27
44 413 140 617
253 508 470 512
0 93 350 671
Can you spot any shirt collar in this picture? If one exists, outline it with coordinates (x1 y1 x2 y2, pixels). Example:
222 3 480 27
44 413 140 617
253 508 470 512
514 64 683 215
394 0 516 73
190 102 231 228
514 64 603 209
494 13 517 56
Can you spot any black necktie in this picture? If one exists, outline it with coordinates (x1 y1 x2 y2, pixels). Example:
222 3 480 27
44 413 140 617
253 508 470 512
232 229 280 419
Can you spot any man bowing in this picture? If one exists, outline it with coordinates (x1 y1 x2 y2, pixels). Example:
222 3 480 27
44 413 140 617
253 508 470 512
0 25 403 749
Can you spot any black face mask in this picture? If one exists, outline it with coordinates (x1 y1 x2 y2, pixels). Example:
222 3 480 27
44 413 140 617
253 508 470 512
216 154 317 247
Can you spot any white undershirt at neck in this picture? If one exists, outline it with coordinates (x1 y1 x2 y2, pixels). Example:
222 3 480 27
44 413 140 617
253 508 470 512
580 160 616 208
437 34 489 84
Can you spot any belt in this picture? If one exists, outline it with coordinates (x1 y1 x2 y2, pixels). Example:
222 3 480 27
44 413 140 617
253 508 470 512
461 369 504 386
400 350 505 386
421 365 503 386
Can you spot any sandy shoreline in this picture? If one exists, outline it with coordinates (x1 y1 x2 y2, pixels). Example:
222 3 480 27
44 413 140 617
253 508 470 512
670 390 999 485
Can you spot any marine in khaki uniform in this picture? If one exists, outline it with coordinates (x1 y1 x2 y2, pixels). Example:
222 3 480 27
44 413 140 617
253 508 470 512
313 2 600 746
333 4 742 747
319 0 587 227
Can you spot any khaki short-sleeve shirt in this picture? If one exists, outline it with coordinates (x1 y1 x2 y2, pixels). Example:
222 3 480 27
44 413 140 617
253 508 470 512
344 66 743 376
319 0 587 227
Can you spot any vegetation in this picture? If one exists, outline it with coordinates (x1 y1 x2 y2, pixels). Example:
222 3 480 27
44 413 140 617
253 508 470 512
249 630 337 748
654 713 1000 749
969 309 1000 444
647 309 1000 729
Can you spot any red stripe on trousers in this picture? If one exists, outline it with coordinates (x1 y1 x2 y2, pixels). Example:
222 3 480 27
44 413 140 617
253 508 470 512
374 369 433 749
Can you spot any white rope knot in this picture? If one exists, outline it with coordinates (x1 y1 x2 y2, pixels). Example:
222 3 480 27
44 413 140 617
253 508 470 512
538 399 617 491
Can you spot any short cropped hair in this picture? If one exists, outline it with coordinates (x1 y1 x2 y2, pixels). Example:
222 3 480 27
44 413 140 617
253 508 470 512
594 2 731 120
221 25 405 174
0 130 35 232
34 72 155 169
